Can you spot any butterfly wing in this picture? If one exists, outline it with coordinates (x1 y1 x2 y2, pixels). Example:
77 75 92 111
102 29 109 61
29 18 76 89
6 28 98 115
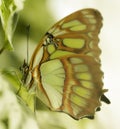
29 9 102 68
36 55 103 119
26 8 110 120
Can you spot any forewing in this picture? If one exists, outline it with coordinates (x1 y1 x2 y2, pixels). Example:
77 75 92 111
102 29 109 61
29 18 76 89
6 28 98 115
29 9 103 68
47 8 102 62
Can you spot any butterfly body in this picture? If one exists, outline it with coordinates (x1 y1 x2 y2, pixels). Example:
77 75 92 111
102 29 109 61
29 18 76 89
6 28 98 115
22 8 110 120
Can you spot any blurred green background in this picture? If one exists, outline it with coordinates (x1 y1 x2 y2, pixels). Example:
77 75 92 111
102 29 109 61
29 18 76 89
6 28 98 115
0 0 119 129
0 0 55 70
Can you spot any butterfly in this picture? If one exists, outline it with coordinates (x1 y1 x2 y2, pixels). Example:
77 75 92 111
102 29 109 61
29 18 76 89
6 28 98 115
21 8 110 120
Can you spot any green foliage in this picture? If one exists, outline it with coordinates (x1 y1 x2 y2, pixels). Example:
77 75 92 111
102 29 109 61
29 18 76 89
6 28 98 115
0 76 39 129
0 0 25 51
0 68 35 111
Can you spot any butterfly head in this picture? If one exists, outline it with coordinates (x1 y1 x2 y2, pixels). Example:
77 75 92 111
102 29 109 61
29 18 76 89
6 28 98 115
20 60 30 85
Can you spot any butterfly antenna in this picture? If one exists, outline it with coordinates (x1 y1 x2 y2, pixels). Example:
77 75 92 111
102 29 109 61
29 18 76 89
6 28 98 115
26 24 30 65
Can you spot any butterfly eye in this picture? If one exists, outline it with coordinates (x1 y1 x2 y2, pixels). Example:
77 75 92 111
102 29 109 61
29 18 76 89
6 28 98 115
44 32 58 48
45 32 54 45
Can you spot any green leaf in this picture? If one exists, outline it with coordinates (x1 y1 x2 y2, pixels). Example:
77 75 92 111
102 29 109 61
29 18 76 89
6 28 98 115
0 76 39 129
0 0 25 51
0 68 35 111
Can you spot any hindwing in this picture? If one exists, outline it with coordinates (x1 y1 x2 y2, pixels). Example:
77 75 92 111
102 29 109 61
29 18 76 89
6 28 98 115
34 55 103 119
